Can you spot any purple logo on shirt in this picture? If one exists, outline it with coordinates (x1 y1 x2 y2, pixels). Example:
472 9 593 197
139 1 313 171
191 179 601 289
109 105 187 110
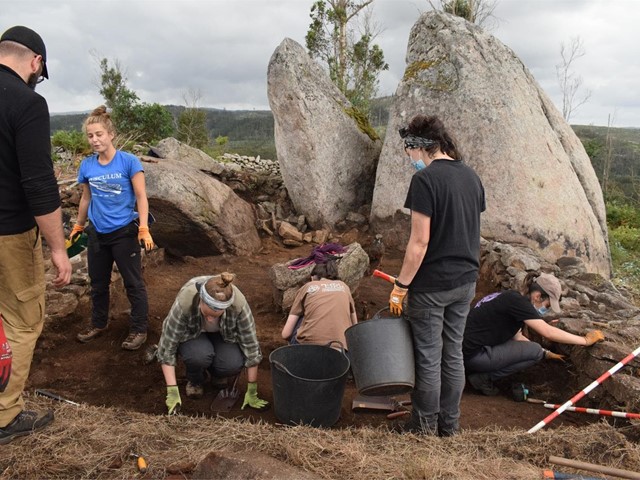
474 292 501 308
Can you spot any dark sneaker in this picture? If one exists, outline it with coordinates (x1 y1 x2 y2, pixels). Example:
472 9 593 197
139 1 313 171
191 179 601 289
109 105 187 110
467 372 500 396
0 410 54 445
186 381 204 399
77 326 107 343
121 332 147 351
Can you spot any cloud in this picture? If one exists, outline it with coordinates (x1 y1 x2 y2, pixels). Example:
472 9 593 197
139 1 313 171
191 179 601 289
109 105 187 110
3 0 639 126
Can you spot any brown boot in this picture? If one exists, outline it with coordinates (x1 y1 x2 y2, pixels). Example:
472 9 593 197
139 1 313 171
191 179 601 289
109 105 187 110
121 332 147 351
77 326 107 343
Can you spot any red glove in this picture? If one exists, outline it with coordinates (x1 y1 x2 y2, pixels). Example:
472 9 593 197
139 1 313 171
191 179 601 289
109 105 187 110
0 314 12 392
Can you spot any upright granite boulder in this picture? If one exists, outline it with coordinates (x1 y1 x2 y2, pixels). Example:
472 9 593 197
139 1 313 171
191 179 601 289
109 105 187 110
267 38 382 229
143 158 261 257
370 11 610 276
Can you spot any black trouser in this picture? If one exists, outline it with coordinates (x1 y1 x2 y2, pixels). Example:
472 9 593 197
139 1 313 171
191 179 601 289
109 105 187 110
87 222 148 333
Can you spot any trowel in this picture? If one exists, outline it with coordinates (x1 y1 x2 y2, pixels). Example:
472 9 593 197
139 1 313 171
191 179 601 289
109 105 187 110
210 374 240 412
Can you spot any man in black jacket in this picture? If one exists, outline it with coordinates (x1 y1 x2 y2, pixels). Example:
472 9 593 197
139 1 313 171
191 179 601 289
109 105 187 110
0 25 71 445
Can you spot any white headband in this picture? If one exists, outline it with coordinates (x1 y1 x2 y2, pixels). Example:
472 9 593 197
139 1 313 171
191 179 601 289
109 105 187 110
199 283 234 310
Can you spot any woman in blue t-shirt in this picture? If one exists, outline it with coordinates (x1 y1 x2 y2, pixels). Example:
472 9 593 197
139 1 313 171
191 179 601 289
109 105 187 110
69 105 154 351
463 272 604 396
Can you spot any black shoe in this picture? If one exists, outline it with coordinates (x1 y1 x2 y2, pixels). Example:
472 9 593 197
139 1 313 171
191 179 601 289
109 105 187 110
467 372 500 396
0 410 54 445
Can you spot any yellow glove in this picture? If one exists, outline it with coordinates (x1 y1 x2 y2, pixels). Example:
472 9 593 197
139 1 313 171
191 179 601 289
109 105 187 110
389 284 408 316
584 330 605 346
69 223 85 240
544 349 565 362
166 385 181 415
241 382 269 411
138 226 154 251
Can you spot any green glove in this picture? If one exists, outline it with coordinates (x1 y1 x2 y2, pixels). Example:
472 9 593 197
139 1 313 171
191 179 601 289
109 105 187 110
166 385 182 415
241 382 269 411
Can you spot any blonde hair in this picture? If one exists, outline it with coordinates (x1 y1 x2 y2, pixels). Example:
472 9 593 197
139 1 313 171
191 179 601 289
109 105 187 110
83 105 116 136
204 272 235 303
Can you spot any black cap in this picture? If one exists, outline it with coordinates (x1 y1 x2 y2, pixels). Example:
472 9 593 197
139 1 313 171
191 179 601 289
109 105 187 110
1 25 48 79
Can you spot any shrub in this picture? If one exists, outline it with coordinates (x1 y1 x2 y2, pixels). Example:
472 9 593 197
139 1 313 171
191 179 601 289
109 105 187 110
51 130 90 156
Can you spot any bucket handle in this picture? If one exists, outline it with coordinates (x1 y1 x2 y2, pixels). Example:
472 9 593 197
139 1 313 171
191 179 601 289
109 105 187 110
271 360 295 377
372 307 395 319
324 340 349 361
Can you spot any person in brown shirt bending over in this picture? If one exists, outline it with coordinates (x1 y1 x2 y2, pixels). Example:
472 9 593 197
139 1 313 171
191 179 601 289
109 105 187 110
282 259 357 350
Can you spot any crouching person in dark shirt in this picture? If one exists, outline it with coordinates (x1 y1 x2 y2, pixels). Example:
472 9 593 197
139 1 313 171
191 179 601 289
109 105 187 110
463 272 604 396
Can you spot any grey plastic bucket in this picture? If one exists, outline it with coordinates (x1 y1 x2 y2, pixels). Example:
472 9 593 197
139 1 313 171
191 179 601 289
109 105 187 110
345 315 415 396
269 341 350 427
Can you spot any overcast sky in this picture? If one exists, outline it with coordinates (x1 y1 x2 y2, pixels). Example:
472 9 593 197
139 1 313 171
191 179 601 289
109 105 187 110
4 0 639 127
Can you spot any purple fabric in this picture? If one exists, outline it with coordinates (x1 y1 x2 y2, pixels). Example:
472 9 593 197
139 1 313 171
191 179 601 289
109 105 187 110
287 243 346 270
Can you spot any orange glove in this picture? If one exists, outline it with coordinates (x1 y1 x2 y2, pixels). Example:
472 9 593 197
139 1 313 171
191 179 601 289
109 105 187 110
138 226 154 251
69 223 85 240
584 330 605 346
544 349 565 362
389 284 408 316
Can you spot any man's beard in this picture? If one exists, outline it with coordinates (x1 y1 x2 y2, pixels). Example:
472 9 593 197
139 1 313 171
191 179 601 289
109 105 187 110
27 73 38 90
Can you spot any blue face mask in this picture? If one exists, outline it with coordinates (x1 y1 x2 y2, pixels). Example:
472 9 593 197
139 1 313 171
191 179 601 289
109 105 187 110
537 306 549 315
411 159 426 171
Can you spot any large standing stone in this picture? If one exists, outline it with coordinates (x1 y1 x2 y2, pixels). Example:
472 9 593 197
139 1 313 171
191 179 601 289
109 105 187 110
143 159 261 257
370 11 610 276
267 38 382 229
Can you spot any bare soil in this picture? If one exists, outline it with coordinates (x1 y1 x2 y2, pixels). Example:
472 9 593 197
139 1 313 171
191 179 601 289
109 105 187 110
28 236 598 433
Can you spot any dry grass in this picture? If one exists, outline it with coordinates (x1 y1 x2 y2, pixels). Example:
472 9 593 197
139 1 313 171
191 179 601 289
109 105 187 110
1 395 639 479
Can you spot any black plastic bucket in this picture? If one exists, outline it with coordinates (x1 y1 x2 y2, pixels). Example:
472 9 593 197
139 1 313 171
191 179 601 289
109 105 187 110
269 341 350 428
345 314 415 396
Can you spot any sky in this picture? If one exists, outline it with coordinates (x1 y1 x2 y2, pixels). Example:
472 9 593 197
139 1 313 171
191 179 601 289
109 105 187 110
4 0 640 127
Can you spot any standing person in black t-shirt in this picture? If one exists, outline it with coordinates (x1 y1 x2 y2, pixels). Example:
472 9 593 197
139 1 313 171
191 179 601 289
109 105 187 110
389 115 485 437
463 272 605 396
0 26 71 445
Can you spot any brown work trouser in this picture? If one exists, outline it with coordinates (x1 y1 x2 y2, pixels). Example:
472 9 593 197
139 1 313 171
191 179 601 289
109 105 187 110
0 227 45 427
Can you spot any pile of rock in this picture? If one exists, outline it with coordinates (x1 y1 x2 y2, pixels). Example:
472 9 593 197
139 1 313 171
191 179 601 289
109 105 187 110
217 153 280 176
268 242 370 312
479 239 640 412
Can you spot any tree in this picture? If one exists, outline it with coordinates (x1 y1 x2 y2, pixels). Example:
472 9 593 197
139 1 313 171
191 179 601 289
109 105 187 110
305 0 388 118
98 58 173 143
556 36 592 122
430 0 499 28
177 89 209 149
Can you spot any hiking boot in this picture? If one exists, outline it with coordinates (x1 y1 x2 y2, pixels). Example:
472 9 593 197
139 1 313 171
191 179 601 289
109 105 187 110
121 332 147 351
0 410 54 445
77 326 107 343
467 372 500 396
186 382 204 399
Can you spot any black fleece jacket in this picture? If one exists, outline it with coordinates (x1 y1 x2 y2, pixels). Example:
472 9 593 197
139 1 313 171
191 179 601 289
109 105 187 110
0 64 60 235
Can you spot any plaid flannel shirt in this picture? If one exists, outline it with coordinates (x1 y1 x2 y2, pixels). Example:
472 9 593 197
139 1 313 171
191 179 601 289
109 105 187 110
157 276 263 368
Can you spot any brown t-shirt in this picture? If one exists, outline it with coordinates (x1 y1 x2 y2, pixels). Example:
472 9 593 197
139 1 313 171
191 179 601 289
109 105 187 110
290 279 356 348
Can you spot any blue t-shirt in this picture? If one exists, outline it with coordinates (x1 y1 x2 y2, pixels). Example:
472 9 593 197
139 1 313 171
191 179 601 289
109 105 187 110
78 150 144 233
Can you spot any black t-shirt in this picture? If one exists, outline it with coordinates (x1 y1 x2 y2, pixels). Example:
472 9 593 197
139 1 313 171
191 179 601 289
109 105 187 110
462 290 542 357
405 159 485 292
0 64 59 235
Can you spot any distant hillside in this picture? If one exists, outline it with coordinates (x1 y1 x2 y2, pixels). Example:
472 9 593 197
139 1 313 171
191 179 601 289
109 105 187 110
50 102 640 193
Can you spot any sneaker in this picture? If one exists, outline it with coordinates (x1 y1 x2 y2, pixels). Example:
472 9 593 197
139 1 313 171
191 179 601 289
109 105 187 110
77 326 107 343
121 332 147 351
0 410 54 445
467 372 500 396
185 381 204 399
